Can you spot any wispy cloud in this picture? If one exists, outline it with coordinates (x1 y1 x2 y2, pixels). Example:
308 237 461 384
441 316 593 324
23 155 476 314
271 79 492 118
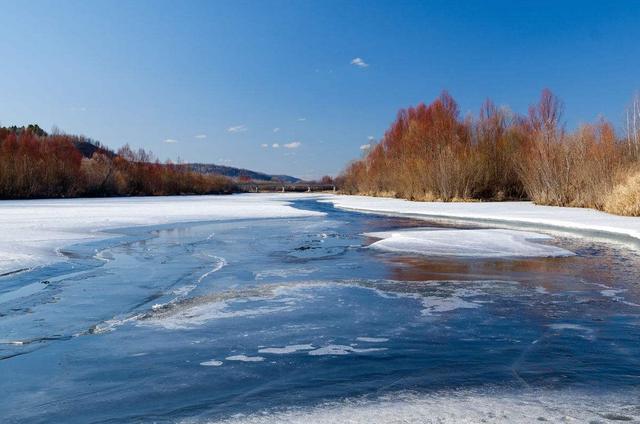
194 134 207 139
297 117 306 122
368 135 375 141
360 144 371 150
284 141 301 149
350 57 369 68
273 127 280 133
260 143 269 148
227 124 247 133
164 138 179 144
272 143 280 148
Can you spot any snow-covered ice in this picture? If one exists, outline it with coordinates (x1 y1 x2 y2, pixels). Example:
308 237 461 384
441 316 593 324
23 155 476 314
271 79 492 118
364 228 574 258
323 195 640 247
0 194 322 275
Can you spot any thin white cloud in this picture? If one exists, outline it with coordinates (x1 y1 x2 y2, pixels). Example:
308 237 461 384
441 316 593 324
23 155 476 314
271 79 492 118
260 143 269 148
360 144 371 150
273 127 280 133
368 135 375 141
164 138 179 143
194 134 207 139
350 57 369 68
272 143 280 148
227 125 247 133
297 117 306 122
284 141 301 149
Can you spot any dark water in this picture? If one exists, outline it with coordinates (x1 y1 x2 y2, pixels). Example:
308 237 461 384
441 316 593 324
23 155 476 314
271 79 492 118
1 199 640 423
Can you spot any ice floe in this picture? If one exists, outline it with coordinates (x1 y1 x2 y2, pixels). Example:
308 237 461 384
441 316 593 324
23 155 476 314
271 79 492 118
225 355 265 362
258 344 315 354
200 359 223 367
364 228 574 258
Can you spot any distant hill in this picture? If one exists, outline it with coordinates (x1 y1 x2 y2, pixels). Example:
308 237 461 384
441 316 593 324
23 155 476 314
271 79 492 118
72 138 301 183
186 163 300 183
72 138 115 158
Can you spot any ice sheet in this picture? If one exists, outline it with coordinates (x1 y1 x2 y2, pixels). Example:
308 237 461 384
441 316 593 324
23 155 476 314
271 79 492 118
0 193 322 274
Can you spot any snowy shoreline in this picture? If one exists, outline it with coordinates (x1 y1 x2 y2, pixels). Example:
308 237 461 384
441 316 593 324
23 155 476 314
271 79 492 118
322 195 640 249
0 194 323 275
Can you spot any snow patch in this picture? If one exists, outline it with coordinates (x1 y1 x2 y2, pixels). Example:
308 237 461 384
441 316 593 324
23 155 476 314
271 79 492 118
225 355 265 362
258 344 315 354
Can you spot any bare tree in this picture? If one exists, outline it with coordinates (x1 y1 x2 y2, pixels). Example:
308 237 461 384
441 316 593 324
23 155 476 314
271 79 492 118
626 92 640 158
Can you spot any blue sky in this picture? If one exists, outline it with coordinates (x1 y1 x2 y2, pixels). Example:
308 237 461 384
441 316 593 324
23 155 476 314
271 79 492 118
1 0 639 179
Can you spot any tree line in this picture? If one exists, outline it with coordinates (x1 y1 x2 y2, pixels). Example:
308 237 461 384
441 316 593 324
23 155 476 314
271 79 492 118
338 89 640 216
0 126 236 199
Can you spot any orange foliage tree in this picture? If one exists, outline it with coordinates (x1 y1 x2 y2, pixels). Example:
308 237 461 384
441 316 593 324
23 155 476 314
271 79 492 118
340 89 639 210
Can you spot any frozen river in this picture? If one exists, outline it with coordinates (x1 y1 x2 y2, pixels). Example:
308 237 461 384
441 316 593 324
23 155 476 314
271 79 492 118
1 196 640 423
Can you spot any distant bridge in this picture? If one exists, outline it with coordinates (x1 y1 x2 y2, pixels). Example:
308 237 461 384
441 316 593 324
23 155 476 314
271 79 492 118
237 182 336 193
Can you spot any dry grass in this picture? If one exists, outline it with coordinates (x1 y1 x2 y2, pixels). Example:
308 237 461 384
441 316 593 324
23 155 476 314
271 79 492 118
603 171 640 216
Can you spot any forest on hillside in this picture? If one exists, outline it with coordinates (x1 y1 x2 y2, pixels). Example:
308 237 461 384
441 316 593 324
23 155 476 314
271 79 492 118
339 90 640 216
0 126 236 199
